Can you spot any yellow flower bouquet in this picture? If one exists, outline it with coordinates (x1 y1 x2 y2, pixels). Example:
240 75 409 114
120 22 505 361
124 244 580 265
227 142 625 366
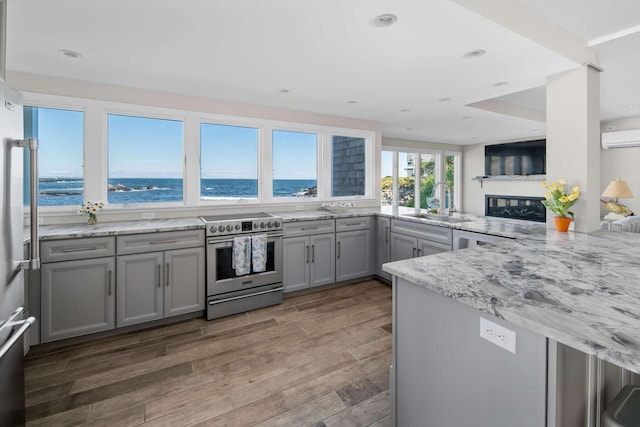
541 179 580 219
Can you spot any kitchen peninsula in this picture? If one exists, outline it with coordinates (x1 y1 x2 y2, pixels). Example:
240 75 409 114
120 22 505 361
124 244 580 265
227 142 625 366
383 228 640 426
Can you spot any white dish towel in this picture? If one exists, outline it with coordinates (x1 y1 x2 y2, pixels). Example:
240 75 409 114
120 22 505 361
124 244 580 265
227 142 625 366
251 234 267 273
232 236 251 276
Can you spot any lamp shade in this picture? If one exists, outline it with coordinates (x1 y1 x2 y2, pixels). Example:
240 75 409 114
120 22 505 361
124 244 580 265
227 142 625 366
601 178 634 198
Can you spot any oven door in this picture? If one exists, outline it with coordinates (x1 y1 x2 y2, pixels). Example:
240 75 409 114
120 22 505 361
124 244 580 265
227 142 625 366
206 234 282 296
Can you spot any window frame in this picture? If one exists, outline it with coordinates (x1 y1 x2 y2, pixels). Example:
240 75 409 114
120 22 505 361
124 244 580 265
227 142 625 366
22 92 377 219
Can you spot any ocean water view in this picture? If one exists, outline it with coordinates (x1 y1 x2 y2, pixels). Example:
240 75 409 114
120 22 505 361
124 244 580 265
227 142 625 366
37 178 317 206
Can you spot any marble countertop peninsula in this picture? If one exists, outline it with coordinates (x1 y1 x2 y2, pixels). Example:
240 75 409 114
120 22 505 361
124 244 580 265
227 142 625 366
35 217 205 241
383 229 640 374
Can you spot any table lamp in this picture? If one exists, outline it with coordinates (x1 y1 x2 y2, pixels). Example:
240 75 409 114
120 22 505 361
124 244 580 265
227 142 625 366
601 178 634 217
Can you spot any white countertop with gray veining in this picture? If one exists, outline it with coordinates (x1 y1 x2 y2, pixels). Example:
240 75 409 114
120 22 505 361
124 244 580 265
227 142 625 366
35 217 205 241
383 229 640 374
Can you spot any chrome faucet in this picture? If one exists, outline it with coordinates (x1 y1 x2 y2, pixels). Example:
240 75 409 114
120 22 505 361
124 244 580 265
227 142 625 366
432 181 454 216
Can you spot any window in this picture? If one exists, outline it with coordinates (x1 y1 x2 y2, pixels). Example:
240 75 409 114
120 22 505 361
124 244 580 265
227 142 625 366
200 123 258 200
23 106 84 207
419 153 437 210
398 152 416 208
331 135 366 197
272 130 317 198
107 114 183 204
380 150 394 206
446 152 461 211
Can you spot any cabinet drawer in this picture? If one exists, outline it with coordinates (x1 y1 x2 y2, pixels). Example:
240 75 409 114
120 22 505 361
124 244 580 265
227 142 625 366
41 237 116 263
283 219 335 237
117 230 205 254
391 219 452 245
336 216 372 232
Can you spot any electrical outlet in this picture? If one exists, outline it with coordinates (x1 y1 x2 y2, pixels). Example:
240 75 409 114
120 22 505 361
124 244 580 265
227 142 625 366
142 212 155 219
480 317 516 354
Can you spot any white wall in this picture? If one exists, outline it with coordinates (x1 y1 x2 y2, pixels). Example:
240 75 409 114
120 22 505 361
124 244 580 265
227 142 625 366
600 116 640 216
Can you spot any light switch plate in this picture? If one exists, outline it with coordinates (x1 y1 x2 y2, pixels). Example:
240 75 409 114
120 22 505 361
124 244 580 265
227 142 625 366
480 317 516 354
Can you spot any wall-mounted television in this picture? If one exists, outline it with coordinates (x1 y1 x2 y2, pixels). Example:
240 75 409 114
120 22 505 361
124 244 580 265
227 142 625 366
484 139 545 176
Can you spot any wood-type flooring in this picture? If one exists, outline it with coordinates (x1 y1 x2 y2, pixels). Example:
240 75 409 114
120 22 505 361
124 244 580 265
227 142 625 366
24 279 392 426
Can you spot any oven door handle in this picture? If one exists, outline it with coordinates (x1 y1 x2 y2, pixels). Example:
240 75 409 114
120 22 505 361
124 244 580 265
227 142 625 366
207 233 283 245
208 286 284 305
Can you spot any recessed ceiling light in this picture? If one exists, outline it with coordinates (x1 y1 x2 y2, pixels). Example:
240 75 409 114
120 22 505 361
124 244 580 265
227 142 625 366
347 100 358 104
400 109 411 113
624 103 637 108
492 81 509 87
59 49 82 59
530 128 541 132
462 116 472 119
471 136 479 139
374 14 398 27
279 89 290 93
463 49 486 59
406 128 413 131
438 97 452 102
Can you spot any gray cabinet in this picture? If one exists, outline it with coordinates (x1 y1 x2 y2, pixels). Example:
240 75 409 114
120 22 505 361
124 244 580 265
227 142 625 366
283 220 335 292
40 237 116 343
547 341 640 427
116 231 205 327
390 218 452 261
336 217 372 282
376 217 391 281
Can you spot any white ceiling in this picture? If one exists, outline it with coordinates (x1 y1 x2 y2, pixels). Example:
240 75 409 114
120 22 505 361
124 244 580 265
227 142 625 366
6 0 640 145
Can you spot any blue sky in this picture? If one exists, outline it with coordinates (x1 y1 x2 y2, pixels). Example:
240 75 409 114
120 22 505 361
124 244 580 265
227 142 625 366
33 107 318 180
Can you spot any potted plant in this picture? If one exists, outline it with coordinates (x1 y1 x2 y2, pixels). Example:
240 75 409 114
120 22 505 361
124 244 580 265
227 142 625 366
541 179 580 232
79 200 104 225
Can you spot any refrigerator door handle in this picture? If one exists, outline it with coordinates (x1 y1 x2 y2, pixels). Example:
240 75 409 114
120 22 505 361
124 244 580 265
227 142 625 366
0 307 35 361
14 138 40 271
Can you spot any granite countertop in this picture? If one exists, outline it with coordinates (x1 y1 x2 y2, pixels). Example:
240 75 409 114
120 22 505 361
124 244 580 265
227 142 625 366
383 229 640 374
34 217 205 241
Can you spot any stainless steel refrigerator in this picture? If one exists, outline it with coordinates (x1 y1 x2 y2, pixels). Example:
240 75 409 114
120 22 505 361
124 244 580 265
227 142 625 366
0 1 39 424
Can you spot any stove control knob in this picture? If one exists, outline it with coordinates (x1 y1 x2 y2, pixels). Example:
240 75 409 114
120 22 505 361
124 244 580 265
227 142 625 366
210 225 217 233
274 220 281 228
235 224 240 230
260 222 266 229
226 224 233 232
267 221 273 228
254 222 259 229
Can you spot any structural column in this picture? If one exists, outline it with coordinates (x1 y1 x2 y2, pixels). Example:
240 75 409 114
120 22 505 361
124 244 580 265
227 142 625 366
546 64 601 232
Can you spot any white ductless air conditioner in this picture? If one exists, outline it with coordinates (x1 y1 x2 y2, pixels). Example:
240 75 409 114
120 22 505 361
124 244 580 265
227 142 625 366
602 129 640 149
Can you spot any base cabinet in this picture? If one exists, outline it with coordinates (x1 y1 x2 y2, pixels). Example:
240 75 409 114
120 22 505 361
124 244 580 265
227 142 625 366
376 217 391 281
283 234 335 292
116 235 205 328
335 216 373 282
41 257 116 343
390 218 452 262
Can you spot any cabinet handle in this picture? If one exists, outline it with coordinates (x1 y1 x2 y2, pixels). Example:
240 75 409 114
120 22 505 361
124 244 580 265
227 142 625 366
157 264 161 287
344 222 361 227
108 270 112 295
150 239 178 245
165 263 170 287
337 242 341 259
412 248 416 258
312 245 315 263
62 246 98 253
386 226 389 244
301 226 318 231
417 248 422 257
306 245 309 263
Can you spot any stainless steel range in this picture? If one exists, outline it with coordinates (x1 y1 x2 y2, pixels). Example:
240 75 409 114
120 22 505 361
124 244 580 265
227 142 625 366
201 213 283 320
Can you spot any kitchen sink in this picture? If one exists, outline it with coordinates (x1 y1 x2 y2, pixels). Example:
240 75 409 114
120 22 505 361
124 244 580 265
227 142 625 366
402 213 469 223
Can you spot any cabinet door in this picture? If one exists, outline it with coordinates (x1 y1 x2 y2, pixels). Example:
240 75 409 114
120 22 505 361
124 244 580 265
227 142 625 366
116 252 164 327
309 233 335 288
377 217 391 280
165 247 205 317
283 236 310 292
417 238 452 257
391 233 417 262
336 229 371 282
41 257 115 342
